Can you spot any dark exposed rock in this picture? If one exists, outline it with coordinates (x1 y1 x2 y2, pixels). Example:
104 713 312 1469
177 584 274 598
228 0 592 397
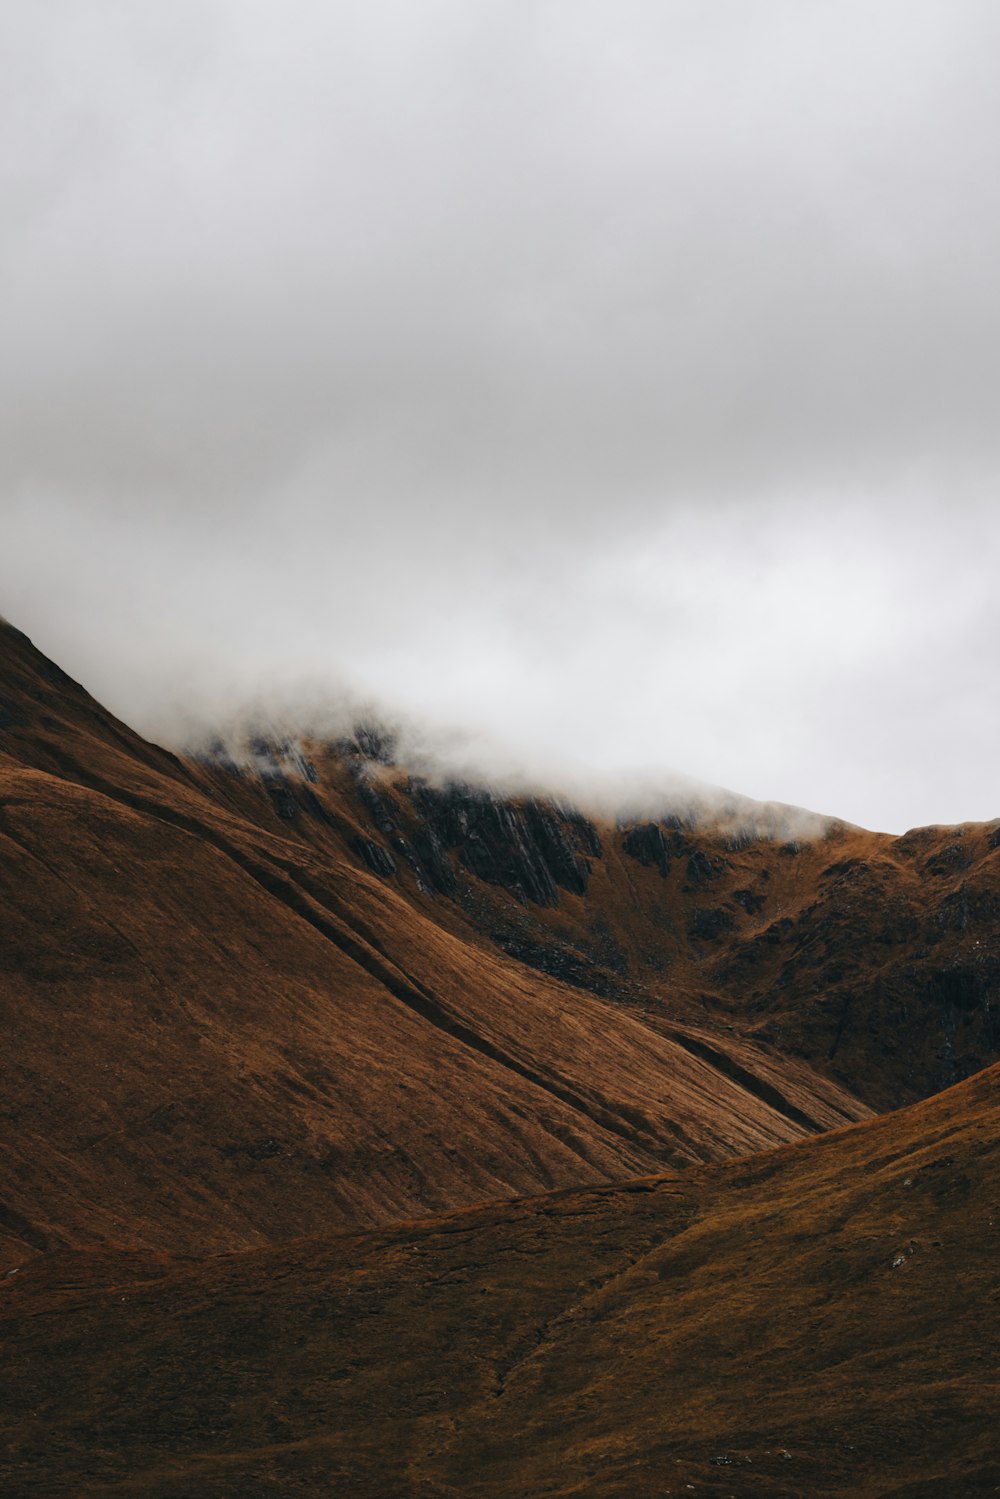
354 782 397 837
685 849 722 887
409 825 457 895
398 781 593 907
922 966 993 1014
249 736 282 777
355 725 397 763
936 885 1000 934
349 836 397 878
338 724 397 765
621 823 672 877
299 787 338 826
567 813 603 858
733 888 766 914
523 802 592 896
494 932 625 997
822 857 870 881
923 835 973 876
267 785 300 821
200 738 243 777
462 818 557 906
272 738 317 782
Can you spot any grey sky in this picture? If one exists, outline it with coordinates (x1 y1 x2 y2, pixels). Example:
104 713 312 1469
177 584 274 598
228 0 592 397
3 1 1000 832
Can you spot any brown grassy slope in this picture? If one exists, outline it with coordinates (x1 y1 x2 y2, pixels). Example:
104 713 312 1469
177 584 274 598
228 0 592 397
506 813 1000 1111
224 737 1000 1115
0 622 866 1263
1 1062 997 1497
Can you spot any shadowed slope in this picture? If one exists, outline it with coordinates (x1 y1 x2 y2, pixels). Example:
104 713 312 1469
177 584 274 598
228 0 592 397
2 1062 997 1496
202 729 1000 1115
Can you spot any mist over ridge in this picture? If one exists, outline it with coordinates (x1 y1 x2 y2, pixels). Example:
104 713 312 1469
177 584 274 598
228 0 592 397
4 2 1000 834
188 691 838 848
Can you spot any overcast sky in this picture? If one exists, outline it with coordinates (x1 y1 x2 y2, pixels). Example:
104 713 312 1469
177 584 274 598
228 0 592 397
3 2 1000 832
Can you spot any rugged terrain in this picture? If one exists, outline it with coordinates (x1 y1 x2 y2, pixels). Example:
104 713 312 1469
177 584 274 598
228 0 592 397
2 616 999 1495
199 729 1000 1118
0 619 872 1264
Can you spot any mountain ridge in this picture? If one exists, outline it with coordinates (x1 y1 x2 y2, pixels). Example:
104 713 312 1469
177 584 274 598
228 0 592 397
3 616 1000 1495
0 619 868 1267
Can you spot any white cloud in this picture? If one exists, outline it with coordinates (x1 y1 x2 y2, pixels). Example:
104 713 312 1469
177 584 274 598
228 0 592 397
3 2 1000 832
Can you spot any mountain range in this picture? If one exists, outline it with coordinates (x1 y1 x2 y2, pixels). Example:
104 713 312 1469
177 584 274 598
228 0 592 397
2 616 998 1496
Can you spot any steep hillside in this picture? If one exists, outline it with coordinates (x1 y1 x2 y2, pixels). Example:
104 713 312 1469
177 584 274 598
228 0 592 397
4 618 1000 1496
3 1060 997 1496
191 722 1000 1115
0 621 866 1264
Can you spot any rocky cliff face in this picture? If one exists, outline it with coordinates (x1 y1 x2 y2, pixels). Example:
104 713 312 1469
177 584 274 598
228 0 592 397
194 725 1000 1115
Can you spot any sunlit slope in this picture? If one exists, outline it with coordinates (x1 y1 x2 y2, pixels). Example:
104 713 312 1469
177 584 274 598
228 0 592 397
2 1061 997 1496
0 621 865 1261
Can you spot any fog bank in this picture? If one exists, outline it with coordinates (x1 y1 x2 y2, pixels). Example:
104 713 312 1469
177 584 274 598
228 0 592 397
4 2 1000 833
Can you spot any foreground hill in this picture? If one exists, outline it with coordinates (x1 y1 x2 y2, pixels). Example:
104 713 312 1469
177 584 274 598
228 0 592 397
2 1058 997 1496
0 620 866 1263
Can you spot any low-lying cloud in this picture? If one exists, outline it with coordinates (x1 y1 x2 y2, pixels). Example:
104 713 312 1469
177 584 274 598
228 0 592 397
3 2 1000 833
